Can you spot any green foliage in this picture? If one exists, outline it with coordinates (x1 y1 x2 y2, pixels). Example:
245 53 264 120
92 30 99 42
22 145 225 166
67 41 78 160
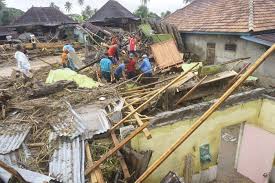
81 5 96 21
134 5 160 21
0 0 5 11
50 2 60 10
161 10 171 18
64 1 72 12
68 14 84 23
140 0 150 6
78 0 84 6
0 7 24 25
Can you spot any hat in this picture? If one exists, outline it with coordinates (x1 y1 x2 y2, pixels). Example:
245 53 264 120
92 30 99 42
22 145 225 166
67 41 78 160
129 53 135 58
142 54 148 58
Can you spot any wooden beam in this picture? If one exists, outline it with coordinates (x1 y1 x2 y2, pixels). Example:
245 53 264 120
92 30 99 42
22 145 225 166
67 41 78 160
125 101 152 139
176 75 208 106
110 131 131 179
184 154 193 183
85 122 149 176
111 63 199 131
0 160 28 183
135 45 275 182
85 143 105 183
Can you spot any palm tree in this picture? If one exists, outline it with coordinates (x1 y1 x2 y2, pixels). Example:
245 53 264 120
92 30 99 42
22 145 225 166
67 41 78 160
64 1 72 13
0 0 5 10
141 0 150 6
78 0 84 6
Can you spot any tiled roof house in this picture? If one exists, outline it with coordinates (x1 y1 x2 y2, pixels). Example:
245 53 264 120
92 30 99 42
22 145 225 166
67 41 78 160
163 0 275 86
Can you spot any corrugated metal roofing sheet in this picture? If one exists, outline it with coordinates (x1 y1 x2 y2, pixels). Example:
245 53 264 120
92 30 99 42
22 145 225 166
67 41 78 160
51 103 111 140
0 123 31 154
49 136 85 183
0 152 55 183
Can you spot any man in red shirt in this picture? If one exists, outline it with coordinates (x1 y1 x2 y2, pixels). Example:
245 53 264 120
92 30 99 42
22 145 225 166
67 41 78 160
126 53 136 79
128 34 136 54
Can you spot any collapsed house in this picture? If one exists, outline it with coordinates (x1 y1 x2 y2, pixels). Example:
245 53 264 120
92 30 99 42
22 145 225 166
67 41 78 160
87 0 140 32
10 7 77 42
163 0 275 86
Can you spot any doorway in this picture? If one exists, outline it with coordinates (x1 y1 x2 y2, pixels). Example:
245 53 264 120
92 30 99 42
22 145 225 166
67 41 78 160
216 124 253 182
206 43 216 65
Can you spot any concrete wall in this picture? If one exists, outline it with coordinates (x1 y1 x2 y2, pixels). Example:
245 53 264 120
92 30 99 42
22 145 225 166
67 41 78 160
182 34 275 86
131 98 275 183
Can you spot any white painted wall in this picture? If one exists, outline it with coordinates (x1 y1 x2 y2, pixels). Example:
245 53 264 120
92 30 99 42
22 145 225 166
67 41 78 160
182 34 275 86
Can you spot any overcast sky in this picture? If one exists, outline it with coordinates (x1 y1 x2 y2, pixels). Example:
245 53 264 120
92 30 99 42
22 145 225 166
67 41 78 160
5 0 185 16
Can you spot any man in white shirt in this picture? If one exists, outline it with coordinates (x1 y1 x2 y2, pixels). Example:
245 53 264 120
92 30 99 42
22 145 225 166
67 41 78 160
14 44 32 77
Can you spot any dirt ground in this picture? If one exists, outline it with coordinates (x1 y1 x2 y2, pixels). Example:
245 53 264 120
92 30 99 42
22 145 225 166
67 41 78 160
0 56 60 77
214 124 254 183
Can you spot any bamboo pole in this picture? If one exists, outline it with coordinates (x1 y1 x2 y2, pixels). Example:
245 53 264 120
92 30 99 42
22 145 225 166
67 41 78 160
111 63 199 131
225 63 251 91
125 101 152 139
85 122 149 175
176 75 208 106
110 131 131 179
0 160 28 183
85 143 105 183
135 45 275 183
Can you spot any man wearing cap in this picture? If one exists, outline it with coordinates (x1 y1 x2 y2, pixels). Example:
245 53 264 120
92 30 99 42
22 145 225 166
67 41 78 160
139 54 152 77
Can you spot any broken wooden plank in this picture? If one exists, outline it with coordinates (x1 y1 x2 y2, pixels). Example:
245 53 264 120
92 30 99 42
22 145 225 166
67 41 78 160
184 154 193 183
85 122 148 175
151 39 183 69
110 131 131 179
125 101 152 139
176 75 208 106
111 64 199 130
85 143 105 183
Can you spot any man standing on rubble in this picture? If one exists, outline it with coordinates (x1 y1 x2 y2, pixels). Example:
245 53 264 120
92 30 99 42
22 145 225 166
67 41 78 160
139 54 152 77
14 44 32 78
128 34 136 54
100 54 114 83
126 53 136 79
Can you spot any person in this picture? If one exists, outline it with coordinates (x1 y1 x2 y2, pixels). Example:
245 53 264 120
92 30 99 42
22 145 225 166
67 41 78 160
30 34 37 49
139 54 152 77
63 41 77 70
63 40 75 53
128 34 136 54
107 42 119 64
14 44 32 77
114 61 126 81
126 53 136 79
61 50 69 68
6 35 12 48
100 54 114 82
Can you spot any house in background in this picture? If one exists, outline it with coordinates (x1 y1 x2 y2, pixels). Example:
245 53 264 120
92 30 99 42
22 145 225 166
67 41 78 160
0 26 17 41
10 7 77 42
164 0 275 86
87 0 140 32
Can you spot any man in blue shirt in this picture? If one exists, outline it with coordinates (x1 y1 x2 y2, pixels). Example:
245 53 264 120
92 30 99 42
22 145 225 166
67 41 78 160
100 54 113 82
114 61 126 81
139 54 152 77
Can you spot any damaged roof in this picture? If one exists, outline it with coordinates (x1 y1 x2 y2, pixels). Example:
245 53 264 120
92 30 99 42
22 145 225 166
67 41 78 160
241 33 275 46
0 27 17 37
163 0 275 34
12 7 76 27
49 136 84 183
0 123 31 154
88 0 139 23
